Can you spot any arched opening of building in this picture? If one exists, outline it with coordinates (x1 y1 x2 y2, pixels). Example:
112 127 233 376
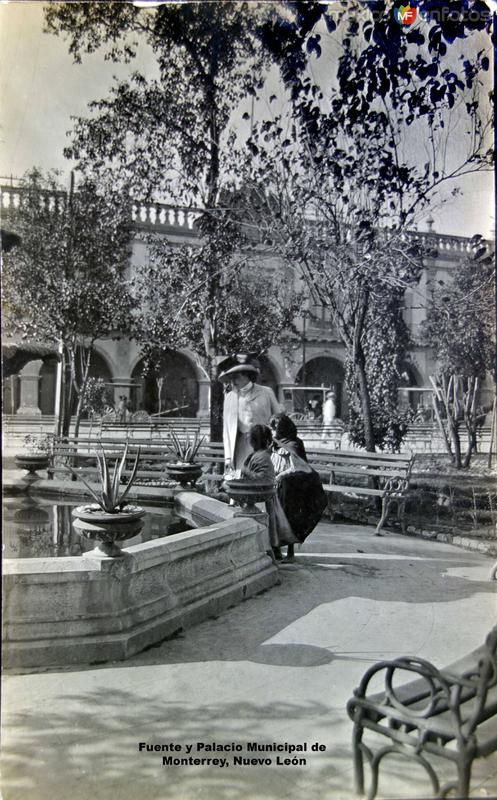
295 356 346 418
131 351 199 417
38 350 113 416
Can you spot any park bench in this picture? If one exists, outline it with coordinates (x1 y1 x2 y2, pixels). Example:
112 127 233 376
198 445 414 535
46 436 413 535
346 625 497 800
305 448 415 535
99 415 210 441
47 435 224 486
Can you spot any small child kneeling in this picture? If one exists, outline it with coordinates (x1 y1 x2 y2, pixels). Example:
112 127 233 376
240 424 297 562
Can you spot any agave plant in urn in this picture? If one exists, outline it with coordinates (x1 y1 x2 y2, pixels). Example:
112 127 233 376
165 429 205 487
68 444 145 557
15 433 52 481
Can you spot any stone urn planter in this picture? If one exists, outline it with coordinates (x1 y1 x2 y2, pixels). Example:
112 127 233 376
165 462 203 488
224 479 275 514
72 503 146 557
68 442 145 557
15 453 49 480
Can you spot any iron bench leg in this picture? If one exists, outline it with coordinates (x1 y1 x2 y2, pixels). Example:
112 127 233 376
351 714 365 795
374 478 408 536
374 494 390 536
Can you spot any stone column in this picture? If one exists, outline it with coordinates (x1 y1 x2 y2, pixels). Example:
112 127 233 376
196 379 211 419
16 360 42 416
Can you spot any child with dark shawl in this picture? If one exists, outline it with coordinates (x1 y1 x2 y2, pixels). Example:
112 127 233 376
240 424 297 560
270 414 328 561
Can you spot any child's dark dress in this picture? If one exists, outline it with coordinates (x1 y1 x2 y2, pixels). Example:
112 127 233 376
272 437 328 543
241 449 297 547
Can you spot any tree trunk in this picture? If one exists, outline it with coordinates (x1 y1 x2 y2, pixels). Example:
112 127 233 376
443 376 462 469
73 348 92 439
56 345 67 439
429 377 452 457
355 346 376 452
209 361 223 443
462 377 479 468
59 345 73 439
448 420 462 468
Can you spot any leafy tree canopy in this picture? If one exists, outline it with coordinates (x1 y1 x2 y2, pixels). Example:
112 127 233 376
45 2 272 207
2 169 136 347
423 237 495 377
133 214 300 376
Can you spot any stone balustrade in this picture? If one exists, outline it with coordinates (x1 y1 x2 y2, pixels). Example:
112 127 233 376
0 183 201 235
1 183 490 254
131 201 200 232
1 184 67 217
406 229 478 256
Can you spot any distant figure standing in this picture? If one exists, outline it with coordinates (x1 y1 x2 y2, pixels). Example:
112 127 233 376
220 357 283 473
117 395 128 423
323 390 336 424
322 390 337 439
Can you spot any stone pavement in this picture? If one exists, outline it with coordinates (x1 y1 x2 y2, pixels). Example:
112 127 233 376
1 521 496 800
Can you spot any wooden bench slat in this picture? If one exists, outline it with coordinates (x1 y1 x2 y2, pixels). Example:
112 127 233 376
308 454 411 467
317 466 409 478
324 485 386 497
307 449 412 461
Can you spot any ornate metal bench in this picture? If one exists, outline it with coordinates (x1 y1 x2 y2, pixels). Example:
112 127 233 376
347 626 497 799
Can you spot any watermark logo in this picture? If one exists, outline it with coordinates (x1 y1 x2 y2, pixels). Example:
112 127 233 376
394 4 417 25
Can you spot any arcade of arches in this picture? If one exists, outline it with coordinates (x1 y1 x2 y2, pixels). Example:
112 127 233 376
4 346 353 420
3 347 438 424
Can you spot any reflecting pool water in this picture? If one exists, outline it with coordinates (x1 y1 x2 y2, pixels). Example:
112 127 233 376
3 495 192 558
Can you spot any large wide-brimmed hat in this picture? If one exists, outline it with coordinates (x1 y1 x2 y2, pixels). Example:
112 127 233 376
218 355 259 383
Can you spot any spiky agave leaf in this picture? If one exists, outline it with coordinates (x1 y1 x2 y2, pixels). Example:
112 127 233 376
65 465 105 508
192 431 205 459
116 446 141 508
168 429 185 461
96 447 114 512
111 442 129 501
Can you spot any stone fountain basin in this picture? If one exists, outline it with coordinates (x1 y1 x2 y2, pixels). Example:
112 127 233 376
2 492 278 669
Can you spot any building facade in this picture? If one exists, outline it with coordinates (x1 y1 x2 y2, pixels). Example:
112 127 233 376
1 185 494 421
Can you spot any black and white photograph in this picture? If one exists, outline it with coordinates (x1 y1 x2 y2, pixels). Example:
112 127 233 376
1 1 496 798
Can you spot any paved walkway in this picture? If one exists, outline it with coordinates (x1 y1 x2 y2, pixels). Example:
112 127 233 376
2 522 496 800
